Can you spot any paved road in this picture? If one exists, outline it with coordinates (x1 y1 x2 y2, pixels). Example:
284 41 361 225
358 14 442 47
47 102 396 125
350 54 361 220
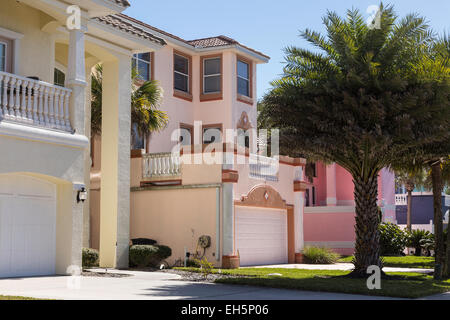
0 269 444 300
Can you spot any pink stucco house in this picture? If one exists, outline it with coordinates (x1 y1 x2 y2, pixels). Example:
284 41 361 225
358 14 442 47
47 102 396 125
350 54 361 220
303 162 396 255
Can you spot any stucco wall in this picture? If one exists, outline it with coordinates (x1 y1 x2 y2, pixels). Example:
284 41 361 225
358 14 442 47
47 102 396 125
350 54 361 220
303 209 356 256
0 0 55 82
130 187 219 266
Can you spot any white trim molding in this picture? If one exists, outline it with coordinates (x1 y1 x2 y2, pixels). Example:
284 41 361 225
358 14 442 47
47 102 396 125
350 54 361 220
0 27 24 74
304 206 355 214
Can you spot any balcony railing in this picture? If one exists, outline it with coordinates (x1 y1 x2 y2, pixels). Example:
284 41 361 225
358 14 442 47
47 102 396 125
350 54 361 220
249 154 279 182
395 194 407 206
0 71 72 132
143 152 181 179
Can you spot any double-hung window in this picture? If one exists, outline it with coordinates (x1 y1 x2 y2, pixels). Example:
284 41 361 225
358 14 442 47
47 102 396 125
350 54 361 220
132 53 151 81
201 55 222 101
174 53 190 93
237 59 251 97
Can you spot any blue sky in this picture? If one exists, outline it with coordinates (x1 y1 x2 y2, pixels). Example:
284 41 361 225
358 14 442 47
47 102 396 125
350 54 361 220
124 0 450 99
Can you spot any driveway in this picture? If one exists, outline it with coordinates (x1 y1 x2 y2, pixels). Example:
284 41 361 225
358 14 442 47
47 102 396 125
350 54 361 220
0 269 396 300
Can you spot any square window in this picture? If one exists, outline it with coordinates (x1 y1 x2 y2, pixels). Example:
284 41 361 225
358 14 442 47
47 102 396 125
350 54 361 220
203 127 222 144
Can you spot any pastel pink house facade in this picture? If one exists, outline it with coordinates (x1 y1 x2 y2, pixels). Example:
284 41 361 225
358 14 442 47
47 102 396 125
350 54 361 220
303 162 396 255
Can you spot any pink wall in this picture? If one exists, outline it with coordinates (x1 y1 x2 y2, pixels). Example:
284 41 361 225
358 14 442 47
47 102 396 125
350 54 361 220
336 165 354 203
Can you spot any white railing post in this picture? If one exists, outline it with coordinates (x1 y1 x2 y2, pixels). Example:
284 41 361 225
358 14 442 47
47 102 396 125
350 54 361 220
142 153 182 179
0 71 73 132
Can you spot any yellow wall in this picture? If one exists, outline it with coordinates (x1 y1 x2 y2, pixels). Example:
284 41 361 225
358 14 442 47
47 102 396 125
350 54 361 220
130 187 219 266
0 0 55 83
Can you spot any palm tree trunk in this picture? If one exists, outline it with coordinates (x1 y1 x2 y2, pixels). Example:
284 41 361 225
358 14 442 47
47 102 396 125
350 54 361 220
351 173 382 277
445 222 450 277
145 132 151 154
407 190 412 232
431 162 444 279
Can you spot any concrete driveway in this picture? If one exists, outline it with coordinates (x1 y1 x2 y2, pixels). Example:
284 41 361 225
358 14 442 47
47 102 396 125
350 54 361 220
0 269 397 300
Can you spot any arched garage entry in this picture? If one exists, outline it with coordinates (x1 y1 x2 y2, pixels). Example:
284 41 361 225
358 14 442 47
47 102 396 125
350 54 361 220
0 174 56 278
234 185 295 266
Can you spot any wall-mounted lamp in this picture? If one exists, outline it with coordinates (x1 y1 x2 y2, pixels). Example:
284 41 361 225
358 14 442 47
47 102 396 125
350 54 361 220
77 187 88 203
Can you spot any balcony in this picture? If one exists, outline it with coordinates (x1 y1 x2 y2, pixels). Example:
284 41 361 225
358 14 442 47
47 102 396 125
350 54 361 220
395 194 407 206
142 152 181 181
249 154 279 182
0 71 72 132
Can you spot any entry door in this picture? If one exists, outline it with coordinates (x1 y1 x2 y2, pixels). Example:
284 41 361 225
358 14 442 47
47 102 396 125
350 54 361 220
0 175 56 278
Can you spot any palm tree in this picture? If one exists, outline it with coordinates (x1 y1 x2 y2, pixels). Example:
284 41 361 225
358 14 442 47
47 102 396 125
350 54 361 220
395 168 427 232
91 64 169 152
259 4 450 276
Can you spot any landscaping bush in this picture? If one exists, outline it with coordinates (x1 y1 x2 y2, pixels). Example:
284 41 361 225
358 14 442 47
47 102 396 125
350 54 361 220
379 222 408 256
131 238 157 245
407 229 434 256
82 248 99 268
186 259 200 268
129 244 172 268
302 246 340 264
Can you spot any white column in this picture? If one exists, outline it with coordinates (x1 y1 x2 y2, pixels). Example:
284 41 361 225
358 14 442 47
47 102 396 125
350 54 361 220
222 183 234 256
66 27 87 134
99 53 132 269
294 166 305 253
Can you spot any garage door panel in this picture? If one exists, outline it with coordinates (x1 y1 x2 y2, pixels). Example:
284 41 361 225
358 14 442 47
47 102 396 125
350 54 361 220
0 175 56 278
235 206 288 266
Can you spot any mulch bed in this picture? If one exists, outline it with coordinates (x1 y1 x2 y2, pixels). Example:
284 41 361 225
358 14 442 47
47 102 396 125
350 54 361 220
162 269 250 283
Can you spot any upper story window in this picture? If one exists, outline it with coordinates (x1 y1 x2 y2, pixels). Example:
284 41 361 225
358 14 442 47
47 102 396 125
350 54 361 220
133 53 151 81
174 52 190 92
0 42 5 72
237 59 250 97
54 68 65 87
200 54 223 102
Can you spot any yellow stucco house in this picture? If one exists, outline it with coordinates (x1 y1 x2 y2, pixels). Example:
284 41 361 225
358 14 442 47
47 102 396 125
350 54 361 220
0 0 166 277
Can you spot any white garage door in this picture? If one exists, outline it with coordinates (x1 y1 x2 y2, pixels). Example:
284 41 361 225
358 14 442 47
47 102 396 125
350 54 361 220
235 206 288 266
0 175 56 278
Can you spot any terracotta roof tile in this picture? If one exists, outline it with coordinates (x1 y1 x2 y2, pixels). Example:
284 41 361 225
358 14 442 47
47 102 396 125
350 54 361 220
115 14 269 60
108 0 131 7
93 15 166 46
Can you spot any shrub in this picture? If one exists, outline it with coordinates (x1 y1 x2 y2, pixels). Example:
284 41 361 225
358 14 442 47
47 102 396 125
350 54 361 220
186 259 200 268
195 257 215 280
82 248 99 268
129 244 172 268
407 229 434 256
302 246 340 264
131 238 157 245
379 222 408 256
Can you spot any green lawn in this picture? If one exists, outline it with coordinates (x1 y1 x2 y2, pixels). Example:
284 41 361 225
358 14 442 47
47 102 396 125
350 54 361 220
175 267 449 298
338 256 435 269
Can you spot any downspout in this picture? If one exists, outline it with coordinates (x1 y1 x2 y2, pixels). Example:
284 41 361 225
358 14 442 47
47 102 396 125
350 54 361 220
216 186 221 261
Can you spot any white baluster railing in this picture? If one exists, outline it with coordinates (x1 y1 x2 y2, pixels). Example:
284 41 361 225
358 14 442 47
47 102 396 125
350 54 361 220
0 71 72 132
395 194 408 206
143 152 181 179
249 154 279 181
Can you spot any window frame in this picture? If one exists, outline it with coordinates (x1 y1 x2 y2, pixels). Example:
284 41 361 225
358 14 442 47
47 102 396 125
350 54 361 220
54 67 66 87
0 41 7 72
132 52 154 82
200 54 223 102
236 55 253 105
173 50 192 101
179 123 194 147
201 123 223 145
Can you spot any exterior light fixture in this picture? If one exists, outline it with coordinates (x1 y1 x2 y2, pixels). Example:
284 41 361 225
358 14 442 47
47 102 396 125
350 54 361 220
77 187 88 203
